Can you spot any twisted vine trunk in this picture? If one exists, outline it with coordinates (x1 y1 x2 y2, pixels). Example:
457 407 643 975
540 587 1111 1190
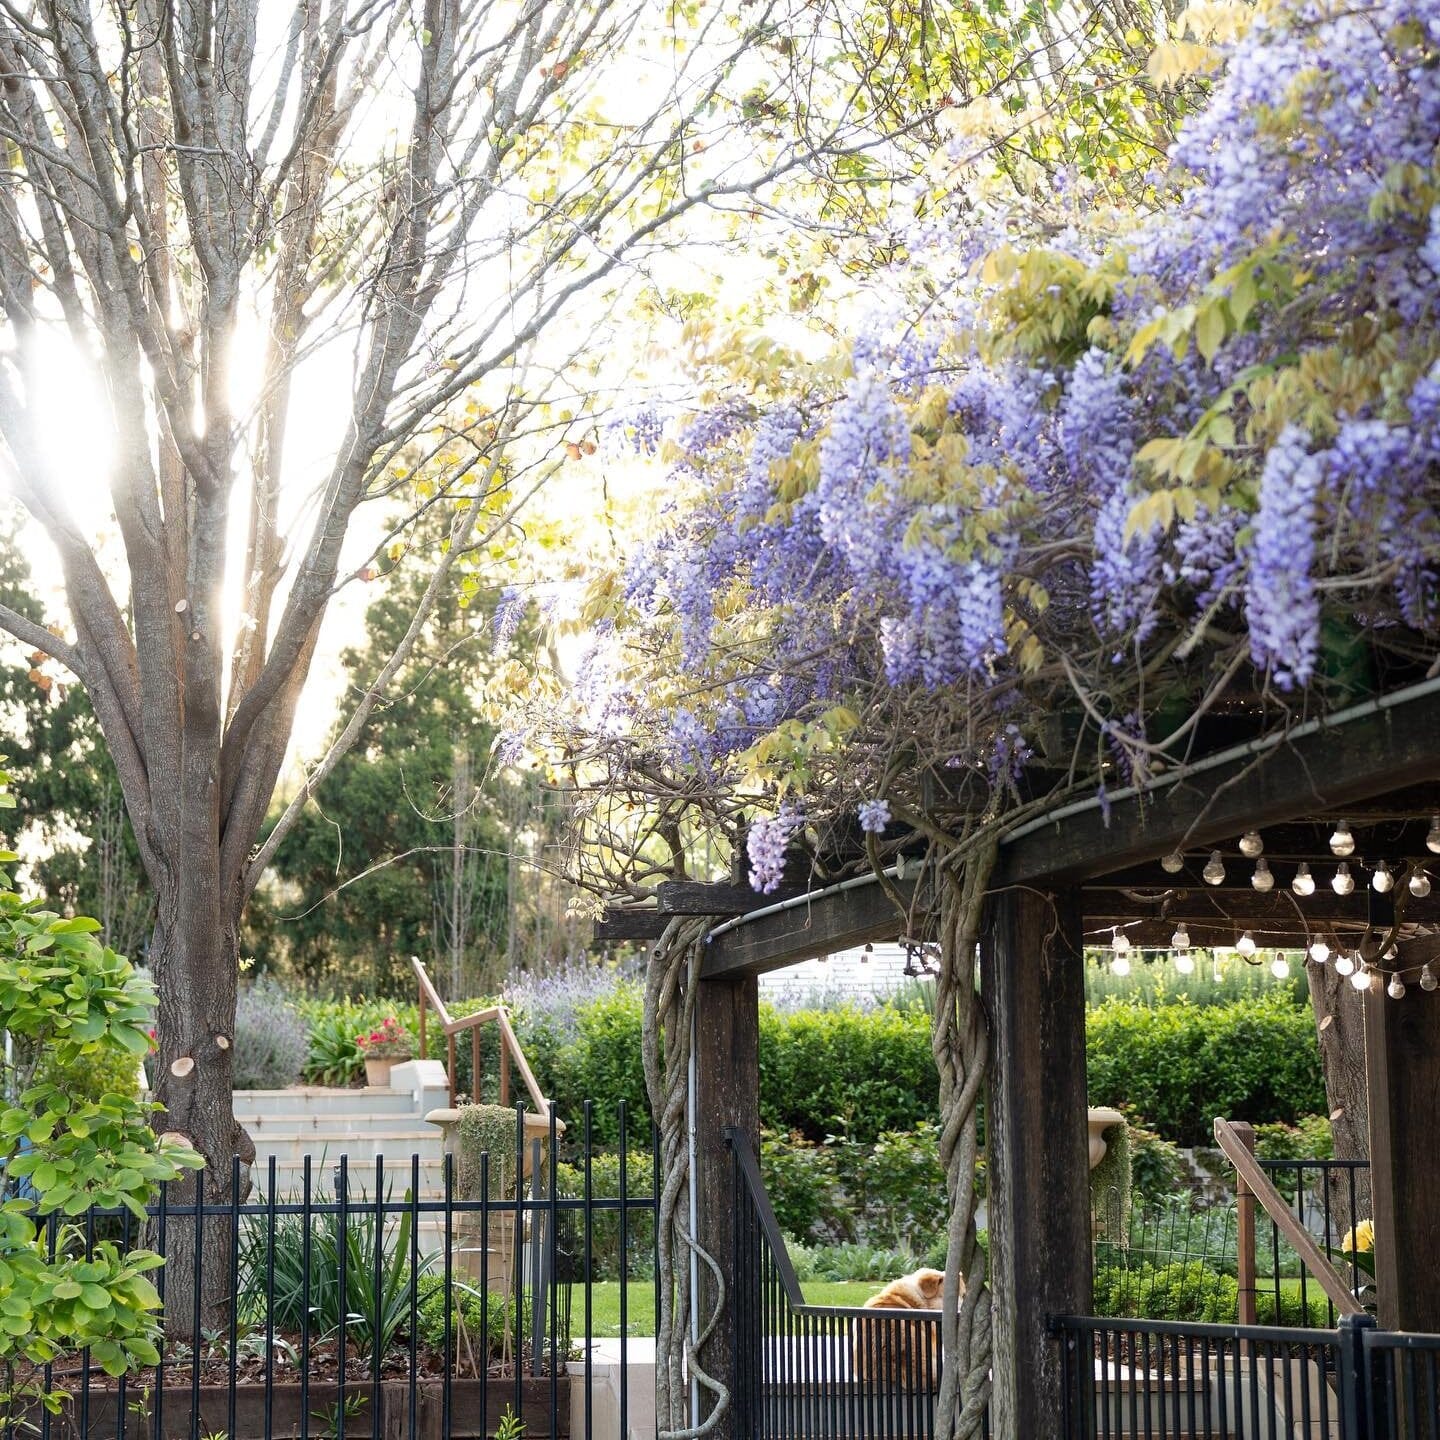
643 918 729 1440
932 841 999 1440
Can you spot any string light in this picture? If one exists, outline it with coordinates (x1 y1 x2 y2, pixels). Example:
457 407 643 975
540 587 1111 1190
1171 923 1191 951
1239 831 1264 858
1329 821 1356 857
1110 953 1132 977
1428 815 1440 855
1388 973 1407 999
1161 851 1185 874
1309 938 1331 964
1349 965 1373 991
1410 870 1432 898
1252 858 1274 892
1335 951 1356 976
1175 951 1196 975
1372 861 1395 894
1203 851 1226 886
1292 864 1316 897
1235 931 1257 957
1270 955 1289 980
1423 964 1438 993
1332 863 1355 896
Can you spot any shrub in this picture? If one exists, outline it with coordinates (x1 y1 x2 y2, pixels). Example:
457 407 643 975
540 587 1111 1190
237 1199 431 1356
761 1129 844 1243
554 1147 655 1281
1254 1287 1333 1329
1125 1115 1189 1204
0 838 204 1413
1093 1261 1238 1322
851 1122 947 1252
1085 996 1325 1147
233 977 309 1089
415 1273 514 1369
760 1003 938 1144
1253 1114 1333 1163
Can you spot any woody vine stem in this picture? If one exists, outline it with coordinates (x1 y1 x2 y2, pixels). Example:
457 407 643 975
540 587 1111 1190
644 916 729 1440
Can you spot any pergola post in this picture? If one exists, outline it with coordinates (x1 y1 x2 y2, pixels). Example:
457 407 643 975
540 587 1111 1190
980 885 1093 1436
1364 979 1440 1330
693 973 760 1440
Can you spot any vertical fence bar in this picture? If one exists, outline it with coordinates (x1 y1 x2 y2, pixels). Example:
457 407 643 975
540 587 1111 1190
301 1156 313 1440
153 1178 167 1440
548 1105 559 1440
409 1153 420 1440
190 1166 204 1439
584 1103 594 1440
442 1152 455 1440
265 1155 277 1440
371 1156 384 1440
619 1100 629 1440
337 1155 348 1440
228 1155 241 1440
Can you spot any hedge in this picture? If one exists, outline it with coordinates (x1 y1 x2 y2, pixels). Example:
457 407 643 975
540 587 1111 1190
293 986 1326 1150
1084 995 1325 1147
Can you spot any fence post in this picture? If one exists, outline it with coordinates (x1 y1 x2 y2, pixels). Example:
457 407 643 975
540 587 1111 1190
1231 1120 1258 1326
1336 1312 1376 1440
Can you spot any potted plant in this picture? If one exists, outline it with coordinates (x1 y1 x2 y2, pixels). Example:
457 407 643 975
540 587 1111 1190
355 1016 415 1087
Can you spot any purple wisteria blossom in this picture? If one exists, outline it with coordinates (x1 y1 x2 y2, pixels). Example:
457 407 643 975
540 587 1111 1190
1246 426 1324 689
747 804 804 893
857 798 891 834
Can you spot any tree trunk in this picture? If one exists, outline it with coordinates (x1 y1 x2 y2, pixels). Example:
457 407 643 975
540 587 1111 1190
1306 959 1371 1236
147 898 255 1340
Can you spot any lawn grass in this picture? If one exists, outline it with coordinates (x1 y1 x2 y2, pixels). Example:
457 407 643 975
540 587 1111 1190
578 1280 880 1338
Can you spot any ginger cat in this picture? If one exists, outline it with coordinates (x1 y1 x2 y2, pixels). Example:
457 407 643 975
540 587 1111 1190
852 1267 956 1389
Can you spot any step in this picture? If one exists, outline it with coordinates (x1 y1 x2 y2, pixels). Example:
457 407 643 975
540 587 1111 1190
231 1086 421 1119
240 1109 437 1135
249 1132 445 1167
249 1154 451 1199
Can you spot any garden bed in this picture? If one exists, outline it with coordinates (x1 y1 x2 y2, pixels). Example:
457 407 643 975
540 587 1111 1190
27 1374 567 1440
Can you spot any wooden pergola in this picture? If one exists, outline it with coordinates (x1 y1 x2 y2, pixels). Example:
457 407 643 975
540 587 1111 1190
603 676 1440 1436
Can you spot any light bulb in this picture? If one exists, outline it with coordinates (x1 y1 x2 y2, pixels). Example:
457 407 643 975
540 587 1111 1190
1270 956 1289 980
1329 821 1355 858
1373 862 1395 894
1308 939 1331 964
1171 924 1191 951
1422 964 1438 993
1335 952 1356 976
1411 870 1432 898
1110 954 1132 977
1112 930 1132 954
1161 851 1185 874
1388 974 1407 999
1239 830 1264 859
1350 966 1373 991
1175 952 1196 975
1236 931 1257 957
1252 858 1274 892
1292 864 1316 898
1429 815 1440 855
1203 851 1226 886
1332 863 1355 896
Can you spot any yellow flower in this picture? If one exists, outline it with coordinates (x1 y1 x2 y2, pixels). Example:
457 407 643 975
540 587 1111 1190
1341 1219 1374 1254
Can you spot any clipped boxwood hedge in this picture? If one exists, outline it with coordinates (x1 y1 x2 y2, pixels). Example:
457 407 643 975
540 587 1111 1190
296 985 1325 1150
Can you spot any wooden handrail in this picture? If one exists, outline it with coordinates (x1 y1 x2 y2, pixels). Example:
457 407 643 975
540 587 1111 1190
1214 1117 1363 1317
411 956 550 1119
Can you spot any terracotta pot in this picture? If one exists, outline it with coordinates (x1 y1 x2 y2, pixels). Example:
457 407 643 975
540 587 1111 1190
364 1056 396 1087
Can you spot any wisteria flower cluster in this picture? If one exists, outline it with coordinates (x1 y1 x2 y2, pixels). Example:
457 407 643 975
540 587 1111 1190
522 0 1440 893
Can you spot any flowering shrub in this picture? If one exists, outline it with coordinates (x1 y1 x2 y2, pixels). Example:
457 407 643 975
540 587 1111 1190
510 0 1440 916
355 1016 415 1061
232 976 309 1090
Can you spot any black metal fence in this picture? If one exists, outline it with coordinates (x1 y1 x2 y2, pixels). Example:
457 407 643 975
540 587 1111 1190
729 1128 982 1440
1055 1313 1440 1439
8 1103 658 1440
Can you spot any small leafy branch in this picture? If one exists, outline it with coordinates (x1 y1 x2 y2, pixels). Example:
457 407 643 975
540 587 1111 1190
0 767 203 1424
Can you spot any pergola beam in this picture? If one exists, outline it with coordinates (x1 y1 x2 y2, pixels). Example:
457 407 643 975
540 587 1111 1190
997 684 1440 887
